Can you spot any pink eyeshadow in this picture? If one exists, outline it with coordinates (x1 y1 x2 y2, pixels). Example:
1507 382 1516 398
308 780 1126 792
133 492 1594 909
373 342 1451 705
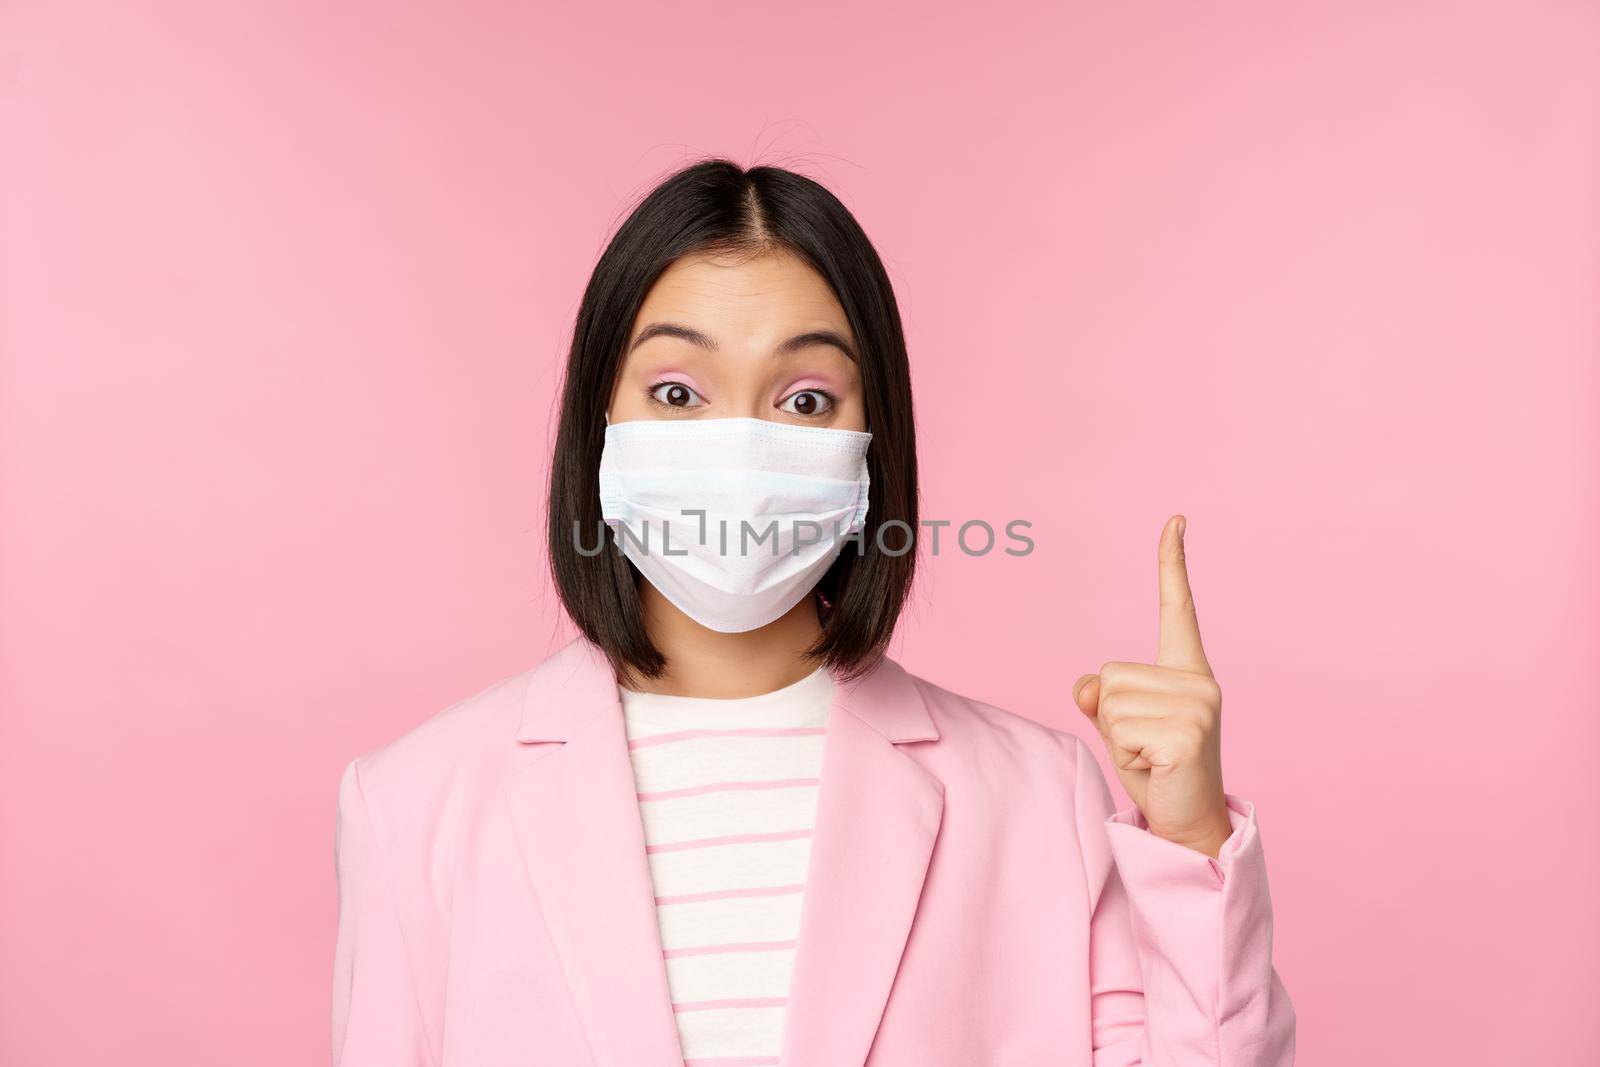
779 376 838 396
647 368 706 393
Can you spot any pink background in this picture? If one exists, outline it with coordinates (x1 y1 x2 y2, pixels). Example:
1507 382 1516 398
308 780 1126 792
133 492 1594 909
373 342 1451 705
3 2 1597 1064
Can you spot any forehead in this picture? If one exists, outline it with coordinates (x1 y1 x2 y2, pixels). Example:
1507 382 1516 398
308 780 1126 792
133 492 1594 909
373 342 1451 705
633 250 852 337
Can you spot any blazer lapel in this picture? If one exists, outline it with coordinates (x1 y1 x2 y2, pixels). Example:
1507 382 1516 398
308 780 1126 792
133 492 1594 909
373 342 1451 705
502 638 685 1067
780 655 945 1067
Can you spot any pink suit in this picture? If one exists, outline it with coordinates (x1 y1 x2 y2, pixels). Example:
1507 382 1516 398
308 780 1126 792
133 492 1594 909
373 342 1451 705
332 636 1295 1065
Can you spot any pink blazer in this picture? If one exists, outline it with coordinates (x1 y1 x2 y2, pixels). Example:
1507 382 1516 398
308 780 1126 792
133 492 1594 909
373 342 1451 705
332 637 1295 1066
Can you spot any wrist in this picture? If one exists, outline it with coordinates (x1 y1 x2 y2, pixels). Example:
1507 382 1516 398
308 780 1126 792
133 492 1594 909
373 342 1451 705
1151 806 1233 858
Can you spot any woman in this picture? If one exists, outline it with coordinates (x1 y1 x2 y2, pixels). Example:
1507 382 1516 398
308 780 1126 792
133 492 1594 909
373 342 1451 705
331 160 1296 1066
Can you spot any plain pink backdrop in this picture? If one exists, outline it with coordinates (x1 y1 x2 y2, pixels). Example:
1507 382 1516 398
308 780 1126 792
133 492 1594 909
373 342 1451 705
3 2 1597 1064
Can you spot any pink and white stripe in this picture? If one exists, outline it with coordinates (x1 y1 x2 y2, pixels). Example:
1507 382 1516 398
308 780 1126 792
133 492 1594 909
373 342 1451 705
619 667 834 1066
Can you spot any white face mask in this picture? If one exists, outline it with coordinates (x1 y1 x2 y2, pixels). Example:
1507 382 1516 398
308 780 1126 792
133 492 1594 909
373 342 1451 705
598 416 872 633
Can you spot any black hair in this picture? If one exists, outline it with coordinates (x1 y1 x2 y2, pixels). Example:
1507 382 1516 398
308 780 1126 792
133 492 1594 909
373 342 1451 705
546 158 917 684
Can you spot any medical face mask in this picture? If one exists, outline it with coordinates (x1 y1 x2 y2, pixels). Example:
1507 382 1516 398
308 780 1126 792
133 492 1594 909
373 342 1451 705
597 416 872 634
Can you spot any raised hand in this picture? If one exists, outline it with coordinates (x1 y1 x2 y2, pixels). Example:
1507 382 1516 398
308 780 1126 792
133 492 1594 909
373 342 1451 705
1072 515 1233 857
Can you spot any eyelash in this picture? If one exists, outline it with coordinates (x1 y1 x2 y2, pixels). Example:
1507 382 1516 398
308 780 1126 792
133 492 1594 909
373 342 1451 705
643 380 839 417
644 380 704 410
778 387 838 416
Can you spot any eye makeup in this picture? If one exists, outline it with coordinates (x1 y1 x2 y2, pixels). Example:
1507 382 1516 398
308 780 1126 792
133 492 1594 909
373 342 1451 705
640 367 705 394
776 375 842 402
644 377 708 411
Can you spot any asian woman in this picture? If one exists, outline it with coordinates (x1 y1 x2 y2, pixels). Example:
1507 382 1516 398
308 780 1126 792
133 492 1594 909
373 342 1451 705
331 158 1296 1066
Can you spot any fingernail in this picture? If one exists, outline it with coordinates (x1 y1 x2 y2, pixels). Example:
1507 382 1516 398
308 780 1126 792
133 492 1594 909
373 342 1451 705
1176 515 1187 539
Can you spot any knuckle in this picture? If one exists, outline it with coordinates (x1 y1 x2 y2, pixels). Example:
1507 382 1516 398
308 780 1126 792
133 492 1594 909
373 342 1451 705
1098 692 1124 722
1165 728 1201 761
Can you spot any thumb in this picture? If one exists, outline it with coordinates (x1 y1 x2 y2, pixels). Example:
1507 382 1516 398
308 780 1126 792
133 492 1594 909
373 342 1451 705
1072 673 1101 719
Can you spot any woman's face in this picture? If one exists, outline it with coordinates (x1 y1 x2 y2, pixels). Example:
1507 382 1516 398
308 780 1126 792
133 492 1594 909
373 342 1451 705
608 249 867 432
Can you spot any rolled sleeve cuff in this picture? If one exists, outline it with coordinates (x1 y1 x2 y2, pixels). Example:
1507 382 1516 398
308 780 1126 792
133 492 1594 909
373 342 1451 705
1097 795 1288 1063
1106 794 1260 888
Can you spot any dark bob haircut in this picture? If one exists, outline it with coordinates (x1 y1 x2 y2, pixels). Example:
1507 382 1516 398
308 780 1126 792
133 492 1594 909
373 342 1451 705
546 158 917 685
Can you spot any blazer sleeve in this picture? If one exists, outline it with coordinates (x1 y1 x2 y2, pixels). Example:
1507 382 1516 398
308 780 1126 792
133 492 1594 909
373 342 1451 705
1071 736 1296 1066
331 758 437 1067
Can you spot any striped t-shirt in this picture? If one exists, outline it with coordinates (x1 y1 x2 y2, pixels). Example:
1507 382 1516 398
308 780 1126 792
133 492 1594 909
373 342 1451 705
619 664 835 1067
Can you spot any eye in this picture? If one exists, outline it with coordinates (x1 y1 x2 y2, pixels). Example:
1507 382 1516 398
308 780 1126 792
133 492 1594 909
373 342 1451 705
647 381 706 409
777 389 836 417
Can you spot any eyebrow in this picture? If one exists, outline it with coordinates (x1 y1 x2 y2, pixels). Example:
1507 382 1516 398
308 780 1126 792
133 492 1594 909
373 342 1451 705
628 321 857 362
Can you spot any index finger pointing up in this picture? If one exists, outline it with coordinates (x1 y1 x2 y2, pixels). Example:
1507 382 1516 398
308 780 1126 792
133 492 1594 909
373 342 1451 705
1157 514 1212 675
